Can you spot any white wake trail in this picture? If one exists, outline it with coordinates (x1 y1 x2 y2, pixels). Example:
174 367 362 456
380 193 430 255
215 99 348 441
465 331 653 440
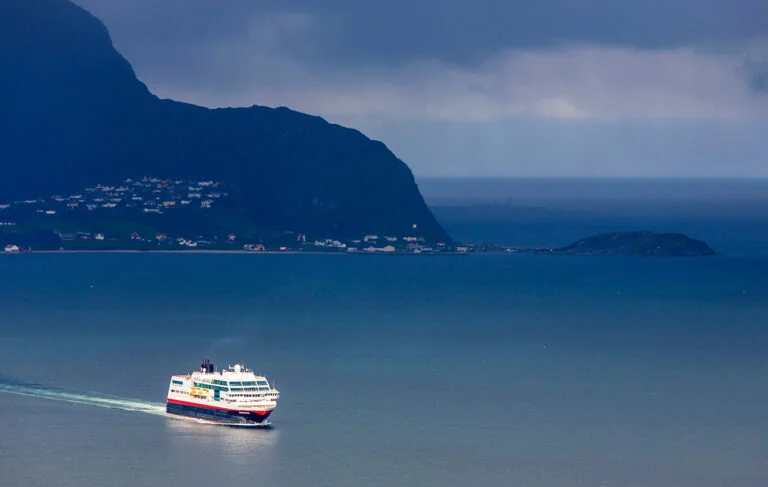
0 377 167 416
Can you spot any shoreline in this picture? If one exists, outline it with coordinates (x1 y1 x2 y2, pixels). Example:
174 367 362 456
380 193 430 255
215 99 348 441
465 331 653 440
3 249 469 256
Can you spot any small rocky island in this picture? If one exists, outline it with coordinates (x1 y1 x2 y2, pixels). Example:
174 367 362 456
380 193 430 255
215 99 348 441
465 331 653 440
555 231 717 256
504 231 717 256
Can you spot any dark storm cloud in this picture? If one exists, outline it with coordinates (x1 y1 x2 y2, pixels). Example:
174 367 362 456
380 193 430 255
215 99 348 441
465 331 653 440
76 0 767 68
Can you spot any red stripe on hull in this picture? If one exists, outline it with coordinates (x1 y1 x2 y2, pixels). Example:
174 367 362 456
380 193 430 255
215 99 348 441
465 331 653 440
167 397 270 415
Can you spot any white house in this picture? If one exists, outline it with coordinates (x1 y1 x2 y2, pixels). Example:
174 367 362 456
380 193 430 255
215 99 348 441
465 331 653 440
364 245 396 253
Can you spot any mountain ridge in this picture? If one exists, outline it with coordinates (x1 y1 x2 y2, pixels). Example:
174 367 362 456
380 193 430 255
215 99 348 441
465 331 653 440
0 0 449 242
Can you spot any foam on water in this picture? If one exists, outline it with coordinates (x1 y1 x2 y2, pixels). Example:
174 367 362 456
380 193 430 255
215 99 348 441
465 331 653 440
0 376 167 415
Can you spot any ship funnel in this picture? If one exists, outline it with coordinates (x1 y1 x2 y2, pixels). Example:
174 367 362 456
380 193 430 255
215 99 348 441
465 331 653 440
201 359 214 373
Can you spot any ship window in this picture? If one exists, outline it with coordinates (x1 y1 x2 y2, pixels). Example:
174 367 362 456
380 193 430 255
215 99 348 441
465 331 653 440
172 380 184 385
242 381 257 386
229 381 242 386
257 380 268 386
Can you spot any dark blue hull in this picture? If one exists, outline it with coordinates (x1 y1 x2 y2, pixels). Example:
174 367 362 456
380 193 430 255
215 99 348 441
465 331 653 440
166 400 272 425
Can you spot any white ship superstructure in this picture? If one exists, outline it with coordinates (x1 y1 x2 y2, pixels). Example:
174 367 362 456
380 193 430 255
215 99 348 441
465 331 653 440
166 360 279 425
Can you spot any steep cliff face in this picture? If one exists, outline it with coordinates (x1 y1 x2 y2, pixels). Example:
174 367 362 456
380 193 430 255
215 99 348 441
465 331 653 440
0 0 449 241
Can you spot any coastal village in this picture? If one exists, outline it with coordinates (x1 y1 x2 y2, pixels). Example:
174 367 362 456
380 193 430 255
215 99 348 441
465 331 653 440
0 176 228 215
0 177 466 254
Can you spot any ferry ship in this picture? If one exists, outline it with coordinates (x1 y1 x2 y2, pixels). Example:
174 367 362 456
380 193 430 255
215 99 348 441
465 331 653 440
166 360 279 425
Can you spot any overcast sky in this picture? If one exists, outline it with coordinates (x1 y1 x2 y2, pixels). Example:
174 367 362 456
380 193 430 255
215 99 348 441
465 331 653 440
75 0 768 177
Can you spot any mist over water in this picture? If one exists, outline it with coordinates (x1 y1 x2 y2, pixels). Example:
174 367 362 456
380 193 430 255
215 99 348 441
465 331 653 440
1 179 766 487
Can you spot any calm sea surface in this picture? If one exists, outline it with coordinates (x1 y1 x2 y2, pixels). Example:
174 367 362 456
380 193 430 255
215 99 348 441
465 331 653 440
1 179 767 487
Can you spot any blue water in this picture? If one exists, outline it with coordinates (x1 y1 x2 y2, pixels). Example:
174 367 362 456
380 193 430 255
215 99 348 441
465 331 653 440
1 179 767 487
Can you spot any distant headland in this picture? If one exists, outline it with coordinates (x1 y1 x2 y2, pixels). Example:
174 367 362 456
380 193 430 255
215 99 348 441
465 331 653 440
0 0 449 243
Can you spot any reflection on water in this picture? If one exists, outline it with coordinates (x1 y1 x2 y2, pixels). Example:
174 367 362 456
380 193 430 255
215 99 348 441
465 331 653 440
165 419 280 468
